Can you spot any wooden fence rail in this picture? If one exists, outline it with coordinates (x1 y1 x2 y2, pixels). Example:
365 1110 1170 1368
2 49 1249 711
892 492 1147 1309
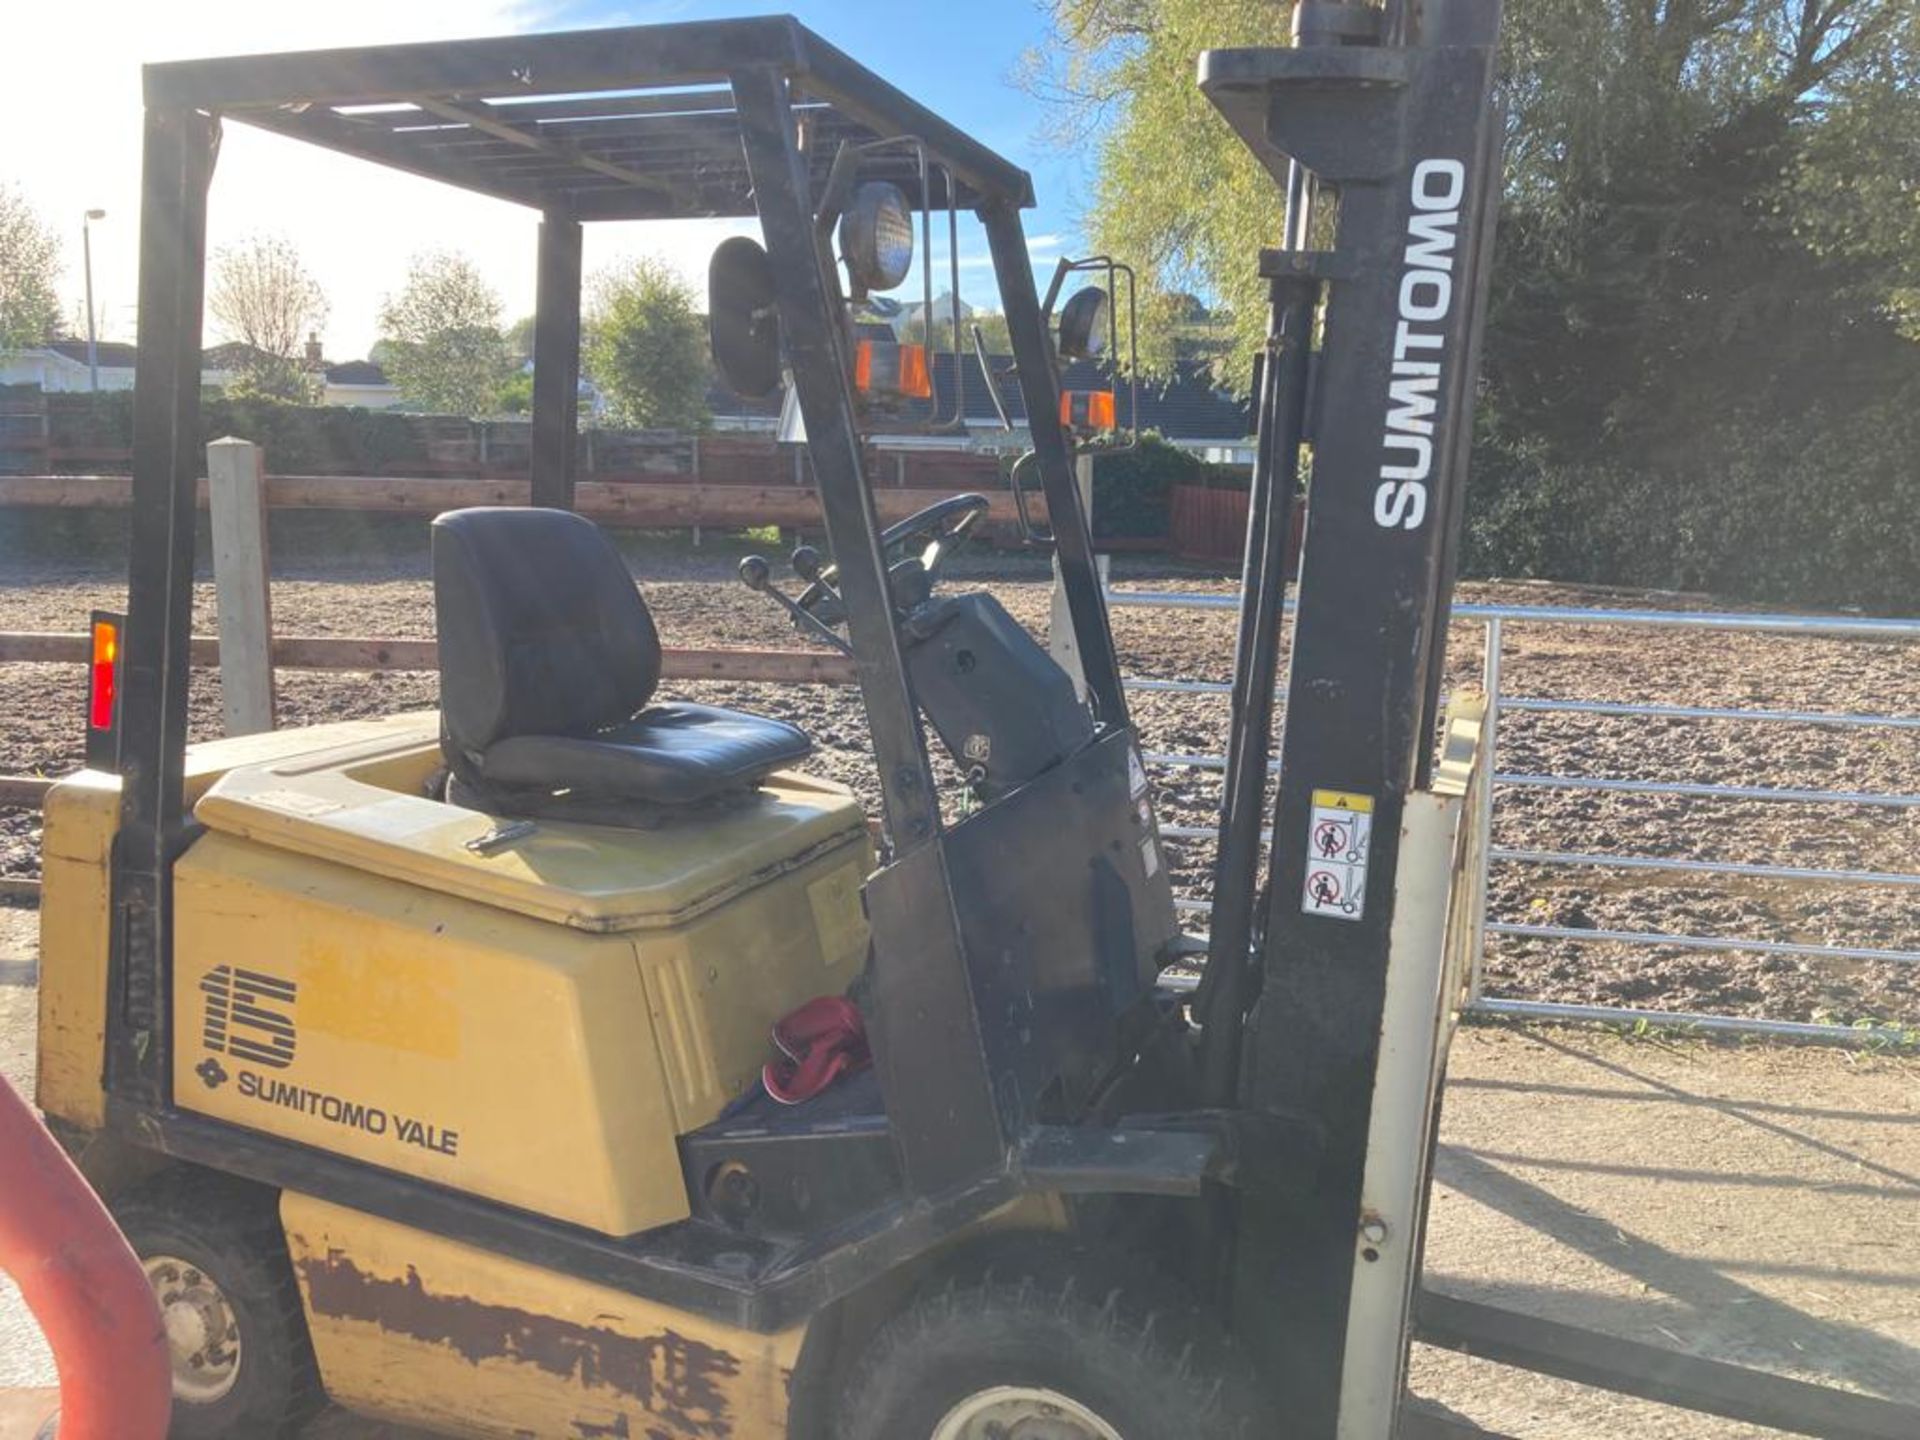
0 631 857 814
0 630 856 683
0 778 51 807
0 474 1044 528
2 397 1023 492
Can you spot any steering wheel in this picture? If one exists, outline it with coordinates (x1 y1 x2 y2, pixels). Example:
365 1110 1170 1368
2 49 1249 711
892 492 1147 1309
797 492 991 621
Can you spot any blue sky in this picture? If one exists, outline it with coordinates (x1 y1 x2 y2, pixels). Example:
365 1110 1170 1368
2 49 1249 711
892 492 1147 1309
3 0 1096 358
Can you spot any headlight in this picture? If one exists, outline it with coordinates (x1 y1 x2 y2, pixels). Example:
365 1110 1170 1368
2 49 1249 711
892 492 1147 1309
839 182 915 293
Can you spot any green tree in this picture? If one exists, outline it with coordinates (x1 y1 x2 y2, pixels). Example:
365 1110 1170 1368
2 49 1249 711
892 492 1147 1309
582 257 709 430
506 314 536 366
377 251 514 416
1484 0 1920 447
208 233 329 401
493 369 535 414
1463 0 1920 610
904 308 1014 355
1028 0 1920 386
1030 0 1920 608
0 185 61 354
1019 0 1291 386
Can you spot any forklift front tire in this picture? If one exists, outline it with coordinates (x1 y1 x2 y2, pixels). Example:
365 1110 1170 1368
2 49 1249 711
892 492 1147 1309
833 1250 1262 1440
114 1169 323 1439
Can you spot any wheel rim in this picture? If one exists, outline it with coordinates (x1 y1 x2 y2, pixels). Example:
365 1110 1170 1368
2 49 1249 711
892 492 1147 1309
930 1385 1125 1440
143 1254 243 1404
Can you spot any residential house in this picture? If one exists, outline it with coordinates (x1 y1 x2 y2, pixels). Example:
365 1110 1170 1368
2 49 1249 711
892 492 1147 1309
0 338 404 410
319 360 402 410
0 340 237 393
892 290 975 343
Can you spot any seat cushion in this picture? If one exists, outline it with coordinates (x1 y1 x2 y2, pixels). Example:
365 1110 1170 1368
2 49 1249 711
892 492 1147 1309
479 703 813 808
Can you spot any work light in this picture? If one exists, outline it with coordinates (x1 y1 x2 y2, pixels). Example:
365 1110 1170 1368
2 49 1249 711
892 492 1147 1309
839 182 915 292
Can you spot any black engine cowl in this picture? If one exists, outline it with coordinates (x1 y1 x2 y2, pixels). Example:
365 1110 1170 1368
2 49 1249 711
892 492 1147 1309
902 592 1095 801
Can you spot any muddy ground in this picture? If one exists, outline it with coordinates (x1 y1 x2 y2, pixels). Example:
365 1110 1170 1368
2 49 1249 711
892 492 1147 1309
3 902 1916 1437
0 523 1915 1027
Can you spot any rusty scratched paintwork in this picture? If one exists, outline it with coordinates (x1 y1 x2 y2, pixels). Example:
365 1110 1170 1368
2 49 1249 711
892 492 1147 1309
569 1413 639 1439
298 1249 742 1439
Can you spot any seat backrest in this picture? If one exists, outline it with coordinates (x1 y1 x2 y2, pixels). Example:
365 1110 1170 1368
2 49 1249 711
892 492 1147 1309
432 507 661 766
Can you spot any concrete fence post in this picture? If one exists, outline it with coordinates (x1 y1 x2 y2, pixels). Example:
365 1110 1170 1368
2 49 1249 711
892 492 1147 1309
206 437 276 735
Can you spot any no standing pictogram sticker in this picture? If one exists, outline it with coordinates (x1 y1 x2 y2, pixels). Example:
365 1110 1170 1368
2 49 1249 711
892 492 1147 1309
1303 788 1374 921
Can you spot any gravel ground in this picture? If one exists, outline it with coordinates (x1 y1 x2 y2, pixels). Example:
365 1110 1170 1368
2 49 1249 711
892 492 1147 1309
0 528 1914 1029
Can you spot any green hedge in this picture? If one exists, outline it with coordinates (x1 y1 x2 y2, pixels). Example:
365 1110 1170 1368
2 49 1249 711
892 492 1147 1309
1094 434 1196 538
1464 392 1920 614
1090 432 1249 540
42 391 432 473
206 397 430 474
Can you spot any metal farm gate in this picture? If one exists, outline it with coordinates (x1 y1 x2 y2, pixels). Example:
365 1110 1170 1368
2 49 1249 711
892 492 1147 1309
1101 586 1920 1044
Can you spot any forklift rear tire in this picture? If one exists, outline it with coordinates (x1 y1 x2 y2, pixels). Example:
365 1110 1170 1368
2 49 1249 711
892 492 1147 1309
114 1168 324 1439
833 1247 1263 1440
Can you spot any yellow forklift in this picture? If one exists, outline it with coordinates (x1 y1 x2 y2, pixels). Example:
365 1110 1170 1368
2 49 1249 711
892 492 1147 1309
34 7 1913 1440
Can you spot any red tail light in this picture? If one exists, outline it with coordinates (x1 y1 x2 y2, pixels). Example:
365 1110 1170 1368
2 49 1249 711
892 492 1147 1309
88 617 119 731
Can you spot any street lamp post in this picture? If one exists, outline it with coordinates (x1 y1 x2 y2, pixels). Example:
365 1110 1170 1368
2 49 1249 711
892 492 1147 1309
83 209 106 393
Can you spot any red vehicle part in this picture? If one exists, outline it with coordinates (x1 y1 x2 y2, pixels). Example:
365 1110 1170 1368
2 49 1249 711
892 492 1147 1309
763 995 871 1105
0 1074 170 1440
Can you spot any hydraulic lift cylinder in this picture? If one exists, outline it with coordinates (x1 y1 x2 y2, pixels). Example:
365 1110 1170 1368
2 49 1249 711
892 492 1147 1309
1196 160 1319 1106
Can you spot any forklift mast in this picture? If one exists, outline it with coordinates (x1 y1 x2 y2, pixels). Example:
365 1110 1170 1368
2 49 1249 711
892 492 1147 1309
1194 0 1505 1432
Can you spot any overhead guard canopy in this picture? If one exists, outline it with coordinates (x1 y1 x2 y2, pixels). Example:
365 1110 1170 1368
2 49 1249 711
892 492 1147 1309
142 15 1035 221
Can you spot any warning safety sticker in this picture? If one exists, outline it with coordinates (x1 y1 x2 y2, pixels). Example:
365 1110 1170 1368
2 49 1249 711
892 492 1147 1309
1302 788 1374 922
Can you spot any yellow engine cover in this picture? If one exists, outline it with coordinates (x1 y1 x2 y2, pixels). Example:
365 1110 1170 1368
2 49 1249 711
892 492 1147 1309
170 720 871 1236
38 714 454 1132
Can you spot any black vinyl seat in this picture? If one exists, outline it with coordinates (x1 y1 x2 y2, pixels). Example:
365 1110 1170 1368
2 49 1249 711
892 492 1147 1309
432 507 811 813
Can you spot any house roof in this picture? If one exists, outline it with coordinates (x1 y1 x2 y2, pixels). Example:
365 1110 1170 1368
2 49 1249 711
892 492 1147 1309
35 340 396 388
36 339 284 373
201 341 275 371
325 360 391 386
709 354 1253 442
43 339 139 369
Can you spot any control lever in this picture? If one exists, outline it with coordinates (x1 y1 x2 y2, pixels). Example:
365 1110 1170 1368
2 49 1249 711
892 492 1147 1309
1007 450 1055 549
790 544 852 629
971 323 1015 431
739 555 854 655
